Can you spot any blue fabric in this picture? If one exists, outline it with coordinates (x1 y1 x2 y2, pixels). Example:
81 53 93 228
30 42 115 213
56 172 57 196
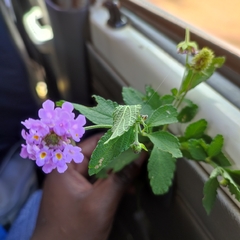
6 190 42 240
0 11 38 158
0 225 7 240
0 147 38 226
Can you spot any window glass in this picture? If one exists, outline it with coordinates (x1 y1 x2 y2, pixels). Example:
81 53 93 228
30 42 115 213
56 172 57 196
144 0 240 53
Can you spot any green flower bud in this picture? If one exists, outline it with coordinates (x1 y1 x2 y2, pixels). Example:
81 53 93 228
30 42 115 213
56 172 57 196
45 133 60 145
141 115 148 121
220 178 229 187
191 47 214 72
130 142 148 154
131 142 142 154
177 28 198 55
177 41 198 55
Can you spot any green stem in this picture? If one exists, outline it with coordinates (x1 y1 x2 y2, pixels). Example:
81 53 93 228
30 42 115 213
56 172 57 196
162 71 196 132
135 123 139 143
176 91 187 109
186 53 189 66
162 124 168 131
84 125 112 130
175 71 196 109
205 157 218 168
185 28 190 43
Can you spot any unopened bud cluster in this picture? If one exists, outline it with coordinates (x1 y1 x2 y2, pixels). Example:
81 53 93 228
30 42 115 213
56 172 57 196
190 47 214 72
177 28 198 56
177 41 198 55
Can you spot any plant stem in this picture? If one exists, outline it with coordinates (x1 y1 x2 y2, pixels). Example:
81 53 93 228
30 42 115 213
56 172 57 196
185 28 190 65
175 71 195 109
162 124 168 131
185 28 190 43
175 92 187 109
205 157 218 168
135 123 139 143
162 72 195 132
186 53 189 66
84 125 112 130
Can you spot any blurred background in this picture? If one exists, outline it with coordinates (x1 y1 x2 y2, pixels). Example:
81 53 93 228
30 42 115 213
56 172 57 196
145 0 240 53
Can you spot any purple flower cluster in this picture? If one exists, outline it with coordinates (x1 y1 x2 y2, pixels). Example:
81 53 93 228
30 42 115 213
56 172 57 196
20 100 86 173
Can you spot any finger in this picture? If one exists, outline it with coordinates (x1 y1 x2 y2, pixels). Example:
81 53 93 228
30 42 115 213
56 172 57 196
70 156 89 177
74 133 103 176
78 133 103 159
93 152 147 207
45 167 92 192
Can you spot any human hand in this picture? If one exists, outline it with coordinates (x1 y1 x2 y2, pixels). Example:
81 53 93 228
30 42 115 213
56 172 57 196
31 133 146 240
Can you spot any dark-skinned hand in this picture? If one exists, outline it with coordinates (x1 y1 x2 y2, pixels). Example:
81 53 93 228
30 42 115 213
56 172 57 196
31 133 146 240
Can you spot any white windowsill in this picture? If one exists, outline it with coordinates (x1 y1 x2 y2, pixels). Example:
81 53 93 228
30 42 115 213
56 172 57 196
89 4 240 167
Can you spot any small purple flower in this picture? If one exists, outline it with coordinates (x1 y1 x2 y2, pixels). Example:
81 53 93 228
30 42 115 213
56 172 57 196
64 144 84 163
53 111 71 136
20 144 28 158
42 161 55 174
70 115 86 142
36 147 50 167
38 100 57 128
20 100 86 174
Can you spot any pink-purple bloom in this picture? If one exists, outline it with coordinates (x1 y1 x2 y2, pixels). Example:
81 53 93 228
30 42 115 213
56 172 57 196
20 100 86 173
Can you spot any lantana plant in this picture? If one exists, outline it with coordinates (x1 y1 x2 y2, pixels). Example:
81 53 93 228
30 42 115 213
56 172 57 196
21 29 240 214
20 100 86 173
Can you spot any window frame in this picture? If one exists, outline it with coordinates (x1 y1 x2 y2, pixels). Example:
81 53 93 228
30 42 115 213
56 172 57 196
120 0 240 88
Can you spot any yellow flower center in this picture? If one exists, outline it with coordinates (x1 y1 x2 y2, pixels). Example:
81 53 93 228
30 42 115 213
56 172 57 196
56 153 62 160
40 152 47 159
33 135 39 140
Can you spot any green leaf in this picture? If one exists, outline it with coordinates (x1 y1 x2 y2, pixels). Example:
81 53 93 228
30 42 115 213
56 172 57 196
222 170 240 201
201 134 213 144
95 148 140 178
56 100 64 107
122 87 154 116
146 105 178 127
184 119 207 140
71 95 118 125
180 141 193 159
203 167 240 214
160 95 175 105
95 168 109 179
122 87 145 105
177 101 198 123
171 88 178 97
202 167 221 215
179 69 194 95
144 85 162 110
110 148 140 172
207 134 224 157
211 152 231 167
181 149 193 159
179 57 225 94
148 146 176 194
180 139 209 162
212 56 226 68
188 139 208 161
89 128 135 175
105 105 141 143
147 131 182 158
178 105 198 123
225 169 240 187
